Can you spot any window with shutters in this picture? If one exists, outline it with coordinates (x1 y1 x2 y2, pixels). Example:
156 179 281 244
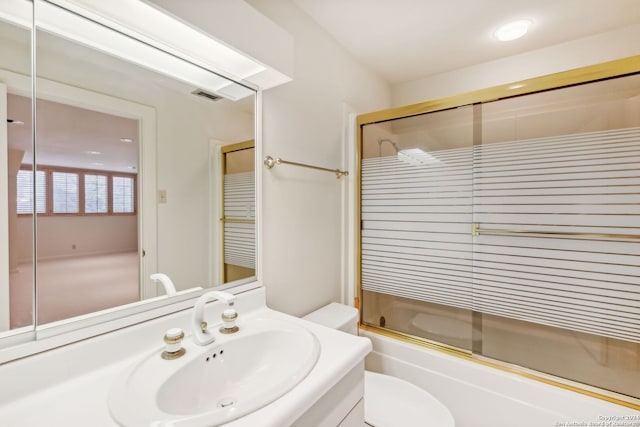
17 166 136 216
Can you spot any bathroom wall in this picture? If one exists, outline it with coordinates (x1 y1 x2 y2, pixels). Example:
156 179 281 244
244 0 390 316
152 92 253 289
392 23 640 106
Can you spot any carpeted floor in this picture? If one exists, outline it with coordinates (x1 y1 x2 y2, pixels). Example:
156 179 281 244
9 251 139 328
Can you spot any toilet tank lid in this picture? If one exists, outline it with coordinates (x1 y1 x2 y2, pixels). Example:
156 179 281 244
303 302 359 330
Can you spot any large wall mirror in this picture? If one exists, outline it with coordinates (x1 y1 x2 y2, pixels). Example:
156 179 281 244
0 0 257 344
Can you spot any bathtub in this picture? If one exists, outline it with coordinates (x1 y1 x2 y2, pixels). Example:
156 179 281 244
360 328 639 427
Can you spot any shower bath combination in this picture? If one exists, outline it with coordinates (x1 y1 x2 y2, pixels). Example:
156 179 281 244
358 68 640 405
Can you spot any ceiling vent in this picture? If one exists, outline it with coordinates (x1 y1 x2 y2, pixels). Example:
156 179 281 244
191 89 223 102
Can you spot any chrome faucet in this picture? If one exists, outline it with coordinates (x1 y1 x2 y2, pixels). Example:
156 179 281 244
192 290 238 345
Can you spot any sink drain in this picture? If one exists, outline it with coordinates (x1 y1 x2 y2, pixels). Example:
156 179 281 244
217 397 236 408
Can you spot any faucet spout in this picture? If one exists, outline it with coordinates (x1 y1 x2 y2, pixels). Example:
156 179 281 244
192 290 237 345
150 273 177 296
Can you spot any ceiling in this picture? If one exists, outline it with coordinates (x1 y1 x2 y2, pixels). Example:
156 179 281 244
293 0 640 84
8 94 139 174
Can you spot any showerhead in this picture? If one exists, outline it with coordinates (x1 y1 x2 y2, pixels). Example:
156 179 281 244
378 138 399 153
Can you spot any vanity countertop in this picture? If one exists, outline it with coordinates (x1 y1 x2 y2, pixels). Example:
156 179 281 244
0 288 371 426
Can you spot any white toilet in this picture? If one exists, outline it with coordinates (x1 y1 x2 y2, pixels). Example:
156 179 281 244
303 303 455 427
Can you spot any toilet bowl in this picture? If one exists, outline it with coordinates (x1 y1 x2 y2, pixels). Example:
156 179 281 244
303 303 455 427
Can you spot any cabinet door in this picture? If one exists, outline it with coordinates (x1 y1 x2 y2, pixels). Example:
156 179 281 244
338 398 365 427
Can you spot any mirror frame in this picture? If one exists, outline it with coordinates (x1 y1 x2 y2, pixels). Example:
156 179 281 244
0 0 263 363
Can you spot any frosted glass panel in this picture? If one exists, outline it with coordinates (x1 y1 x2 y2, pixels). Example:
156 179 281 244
223 171 255 269
363 127 640 342
361 106 474 316
473 127 640 342
361 149 473 309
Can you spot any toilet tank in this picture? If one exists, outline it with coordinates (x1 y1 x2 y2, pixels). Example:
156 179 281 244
303 302 359 335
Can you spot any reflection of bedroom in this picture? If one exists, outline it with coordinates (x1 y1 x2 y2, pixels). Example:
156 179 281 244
0 13 257 333
7 94 139 328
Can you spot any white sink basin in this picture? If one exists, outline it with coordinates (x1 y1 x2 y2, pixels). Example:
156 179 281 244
108 316 320 426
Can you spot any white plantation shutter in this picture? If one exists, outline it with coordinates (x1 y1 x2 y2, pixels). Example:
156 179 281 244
17 169 46 214
223 172 255 269
84 174 108 213
361 127 640 343
113 176 134 213
52 171 79 213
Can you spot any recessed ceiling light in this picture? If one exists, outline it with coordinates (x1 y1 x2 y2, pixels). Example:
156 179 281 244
7 119 24 125
120 137 134 143
494 19 532 42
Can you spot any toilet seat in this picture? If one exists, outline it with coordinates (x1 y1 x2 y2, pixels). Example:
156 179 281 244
364 371 455 427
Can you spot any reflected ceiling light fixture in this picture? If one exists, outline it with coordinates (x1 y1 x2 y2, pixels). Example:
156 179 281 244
494 19 532 42
6 118 24 125
378 138 440 166
119 137 134 143
397 148 441 166
86 150 102 155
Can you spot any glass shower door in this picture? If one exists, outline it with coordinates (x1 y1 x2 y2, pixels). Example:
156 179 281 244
359 69 640 403
360 105 475 351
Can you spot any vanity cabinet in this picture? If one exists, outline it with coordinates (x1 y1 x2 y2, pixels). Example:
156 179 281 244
291 363 365 427
0 288 371 427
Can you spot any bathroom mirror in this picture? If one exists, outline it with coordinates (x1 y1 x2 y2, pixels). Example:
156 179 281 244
0 0 257 338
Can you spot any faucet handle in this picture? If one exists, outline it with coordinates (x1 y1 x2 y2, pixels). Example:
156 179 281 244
222 309 237 322
161 327 186 360
164 327 184 344
220 309 239 334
